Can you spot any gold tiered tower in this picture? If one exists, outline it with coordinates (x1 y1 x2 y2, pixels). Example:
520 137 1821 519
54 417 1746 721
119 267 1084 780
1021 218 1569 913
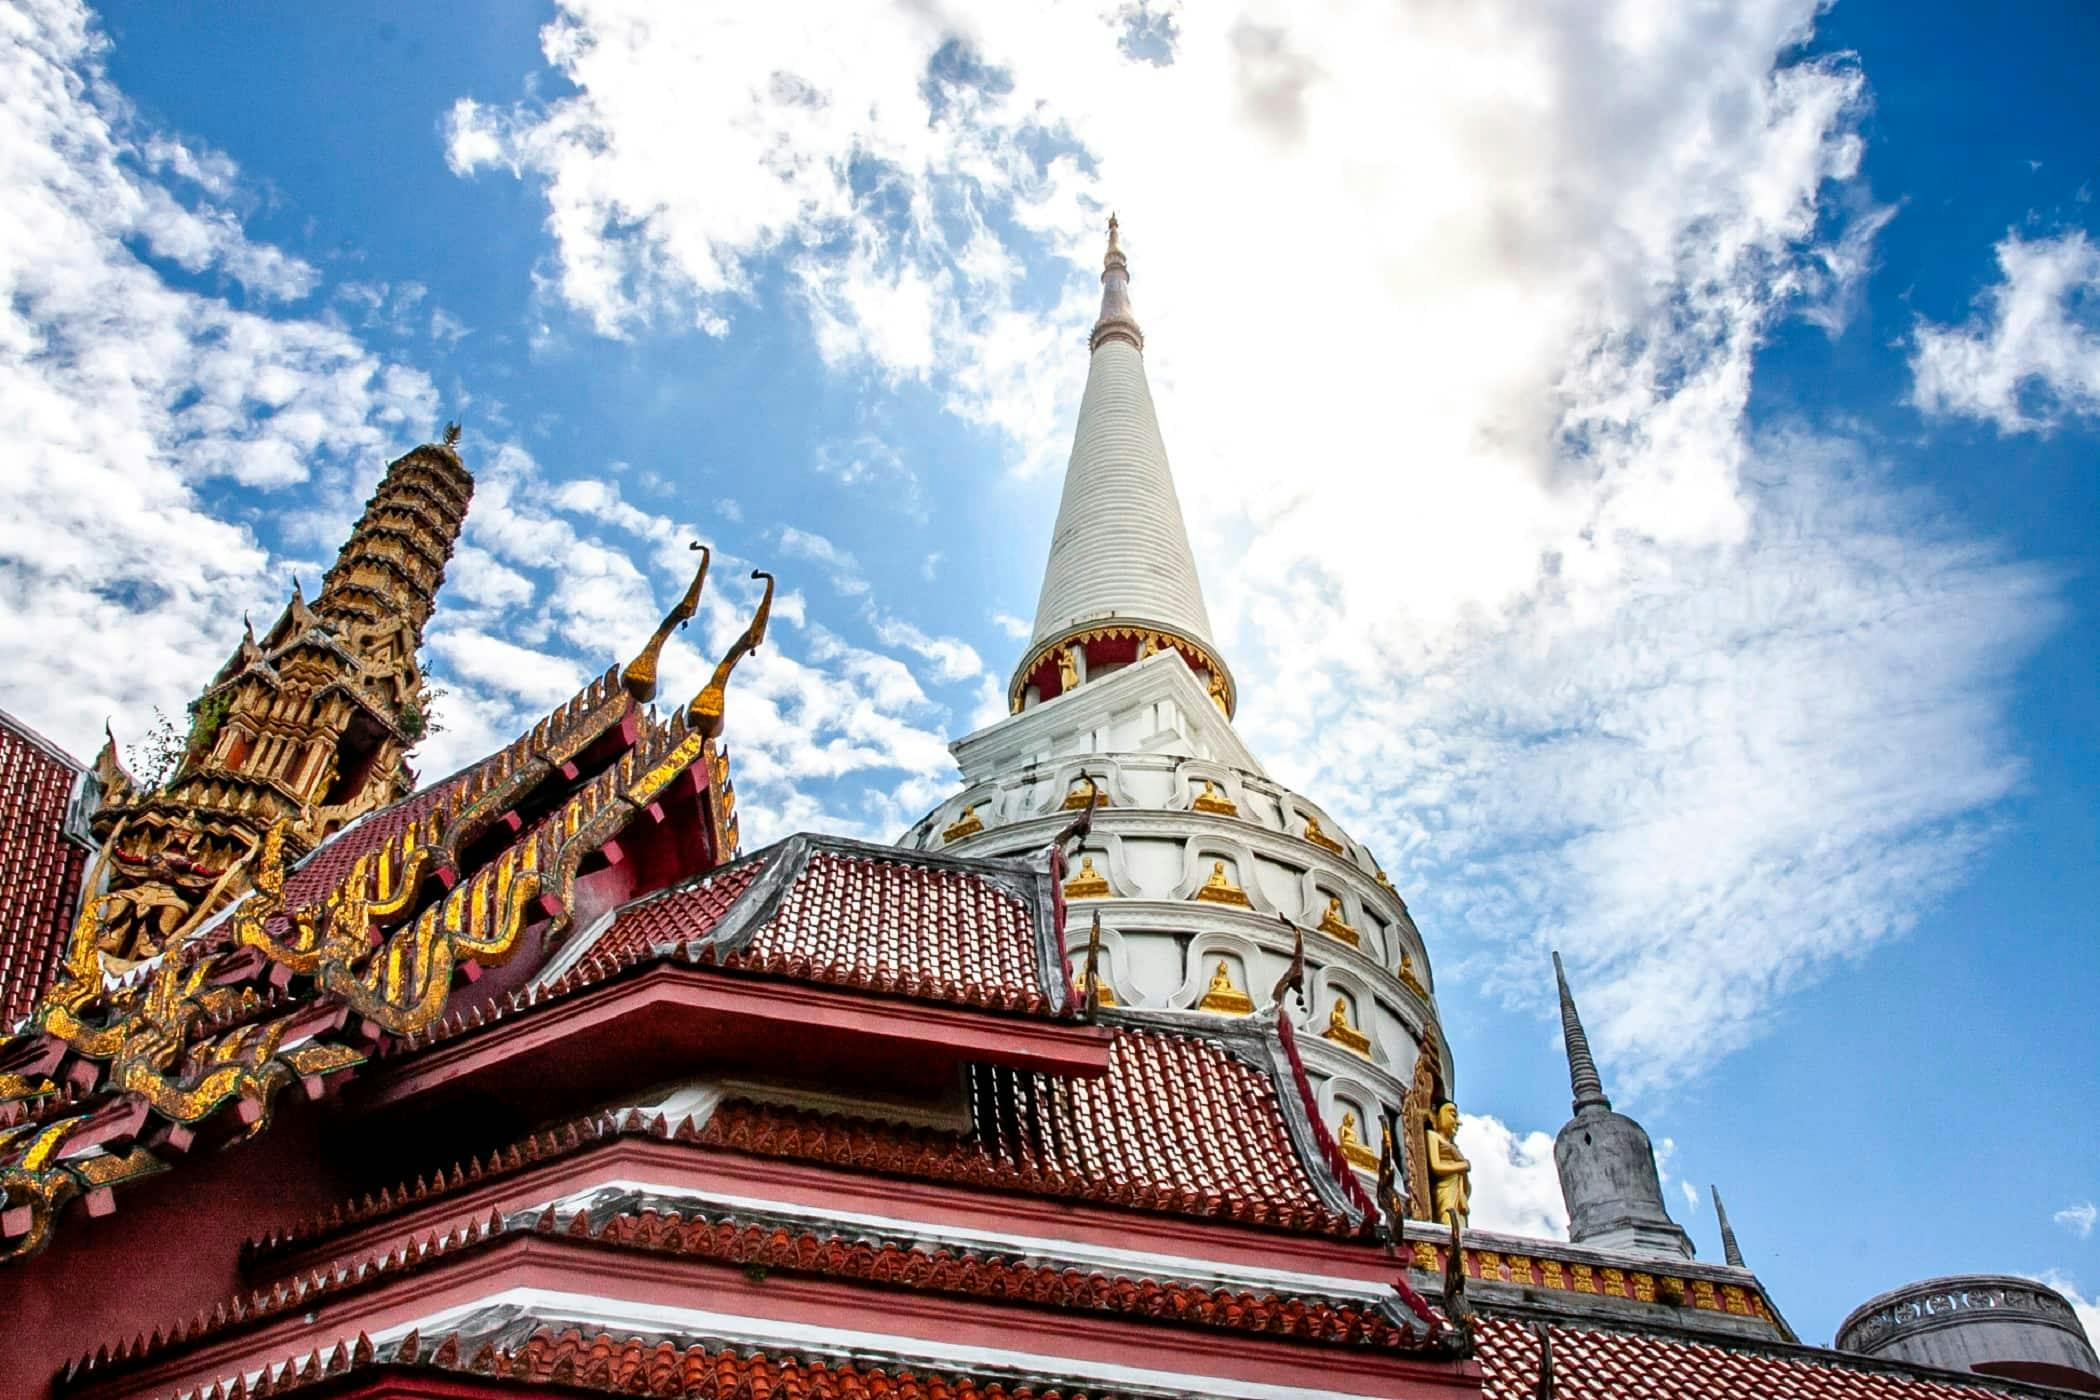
84 432 472 962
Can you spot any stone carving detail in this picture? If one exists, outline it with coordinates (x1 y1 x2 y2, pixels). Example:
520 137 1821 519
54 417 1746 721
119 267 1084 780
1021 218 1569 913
1839 1277 2085 1353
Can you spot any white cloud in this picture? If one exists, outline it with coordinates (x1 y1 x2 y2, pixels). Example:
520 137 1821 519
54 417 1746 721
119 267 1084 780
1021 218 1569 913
990 611 1031 640
446 0 2053 1094
1912 231 2100 433
0 0 439 763
2056 1201 2098 1241
1456 1114 1567 1241
1681 1180 1700 1213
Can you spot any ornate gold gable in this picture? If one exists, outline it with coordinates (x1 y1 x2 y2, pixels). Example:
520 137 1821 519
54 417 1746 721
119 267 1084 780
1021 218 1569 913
0 553 774 1263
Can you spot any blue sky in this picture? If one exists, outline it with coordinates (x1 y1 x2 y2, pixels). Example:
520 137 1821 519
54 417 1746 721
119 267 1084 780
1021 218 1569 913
1 0 2094 1345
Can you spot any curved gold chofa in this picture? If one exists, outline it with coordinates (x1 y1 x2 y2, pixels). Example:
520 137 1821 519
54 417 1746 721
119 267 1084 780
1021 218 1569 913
687 571 774 739
622 543 710 702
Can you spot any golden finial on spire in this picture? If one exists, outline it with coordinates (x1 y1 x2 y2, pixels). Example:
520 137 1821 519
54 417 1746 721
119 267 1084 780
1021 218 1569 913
687 570 774 738
1107 211 1120 254
623 543 710 702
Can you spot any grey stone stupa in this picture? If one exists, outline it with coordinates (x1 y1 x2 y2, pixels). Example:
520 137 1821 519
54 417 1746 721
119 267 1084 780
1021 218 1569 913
1551 951 1694 1260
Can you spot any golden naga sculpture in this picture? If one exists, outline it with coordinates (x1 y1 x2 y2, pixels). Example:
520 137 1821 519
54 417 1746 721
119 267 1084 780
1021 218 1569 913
1063 854 1112 900
0 549 774 1263
1337 1110 1380 1172
1195 957 1254 1015
1316 895 1360 947
1191 778 1237 815
1193 859 1251 907
1425 1099 1472 1229
1322 996 1373 1057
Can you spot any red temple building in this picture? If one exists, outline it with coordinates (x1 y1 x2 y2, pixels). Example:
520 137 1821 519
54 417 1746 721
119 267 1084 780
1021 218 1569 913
0 227 2094 1400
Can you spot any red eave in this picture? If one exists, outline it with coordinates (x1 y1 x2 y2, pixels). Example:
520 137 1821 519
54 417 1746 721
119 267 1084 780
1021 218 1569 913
76 1230 1480 1400
356 962 1115 1116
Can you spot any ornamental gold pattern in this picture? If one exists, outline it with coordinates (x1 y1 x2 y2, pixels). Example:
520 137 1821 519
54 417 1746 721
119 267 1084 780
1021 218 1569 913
0 556 772 1263
1008 623 1236 718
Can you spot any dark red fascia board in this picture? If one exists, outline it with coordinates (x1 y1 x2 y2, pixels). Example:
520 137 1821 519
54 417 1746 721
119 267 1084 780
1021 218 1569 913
355 962 1115 1114
86 1232 1481 1400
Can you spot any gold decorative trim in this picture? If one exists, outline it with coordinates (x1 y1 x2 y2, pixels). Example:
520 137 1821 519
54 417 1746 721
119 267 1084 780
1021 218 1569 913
1190 779 1237 816
1195 958 1254 1015
940 804 984 843
1322 997 1372 1057
1192 860 1251 907
1315 896 1360 947
1009 623 1235 718
1064 854 1112 900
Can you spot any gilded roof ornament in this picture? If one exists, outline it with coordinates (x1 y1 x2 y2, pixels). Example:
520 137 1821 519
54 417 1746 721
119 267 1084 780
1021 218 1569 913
687 570 773 739
622 543 709 702
1195 957 1253 1015
1271 919 1306 1010
442 421 462 447
1079 908 1108 1017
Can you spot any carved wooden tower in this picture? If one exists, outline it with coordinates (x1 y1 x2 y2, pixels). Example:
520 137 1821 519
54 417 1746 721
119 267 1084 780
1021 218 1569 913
85 432 472 962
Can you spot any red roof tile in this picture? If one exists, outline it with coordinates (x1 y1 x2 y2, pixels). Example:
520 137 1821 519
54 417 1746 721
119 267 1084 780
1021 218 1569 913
219 1326 1131 1398
1474 1316 2034 1400
702 1022 1359 1236
583 857 768 961
0 713 90 1026
592 837 1063 1016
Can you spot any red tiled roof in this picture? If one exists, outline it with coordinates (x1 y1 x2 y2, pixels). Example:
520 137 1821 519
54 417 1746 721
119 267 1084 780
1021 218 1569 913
583 857 767 960
1474 1316 2029 1400
0 713 89 1026
586 837 1063 1016
196 1326 1129 1398
702 1022 1359 1236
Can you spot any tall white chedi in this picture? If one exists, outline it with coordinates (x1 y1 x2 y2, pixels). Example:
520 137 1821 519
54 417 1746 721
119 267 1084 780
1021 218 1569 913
902 220 1450 1172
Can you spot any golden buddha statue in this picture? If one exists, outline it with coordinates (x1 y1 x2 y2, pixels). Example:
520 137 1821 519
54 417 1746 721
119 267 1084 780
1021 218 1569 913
1057 646 1080 693
1425 1100 1471 1228
1316 895 1360 947
1397 950 1427 997
1207 667 1228 713
1192 858 1252 907
1195 957 1254 1015
1064 854 1111 899
1322 995 1372 1056
1191 778 1237 815
1336 1110 1379 1171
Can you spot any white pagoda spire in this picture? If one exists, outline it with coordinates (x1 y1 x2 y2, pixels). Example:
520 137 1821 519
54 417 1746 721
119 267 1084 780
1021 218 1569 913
1010 216 1233 716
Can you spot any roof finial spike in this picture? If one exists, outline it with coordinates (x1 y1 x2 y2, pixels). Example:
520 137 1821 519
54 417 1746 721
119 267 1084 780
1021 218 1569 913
622 542 709 702
686 570 773 739
1712 1184 1746 1268
442 421 462 448
1106 211 1121 256
1552 951 1611 1113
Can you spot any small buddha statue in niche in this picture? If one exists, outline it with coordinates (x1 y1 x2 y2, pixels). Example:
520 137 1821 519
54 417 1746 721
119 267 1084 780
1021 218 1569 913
1196 957 1253 1014
1057 647 1080 693
1425 1100 1471 1228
